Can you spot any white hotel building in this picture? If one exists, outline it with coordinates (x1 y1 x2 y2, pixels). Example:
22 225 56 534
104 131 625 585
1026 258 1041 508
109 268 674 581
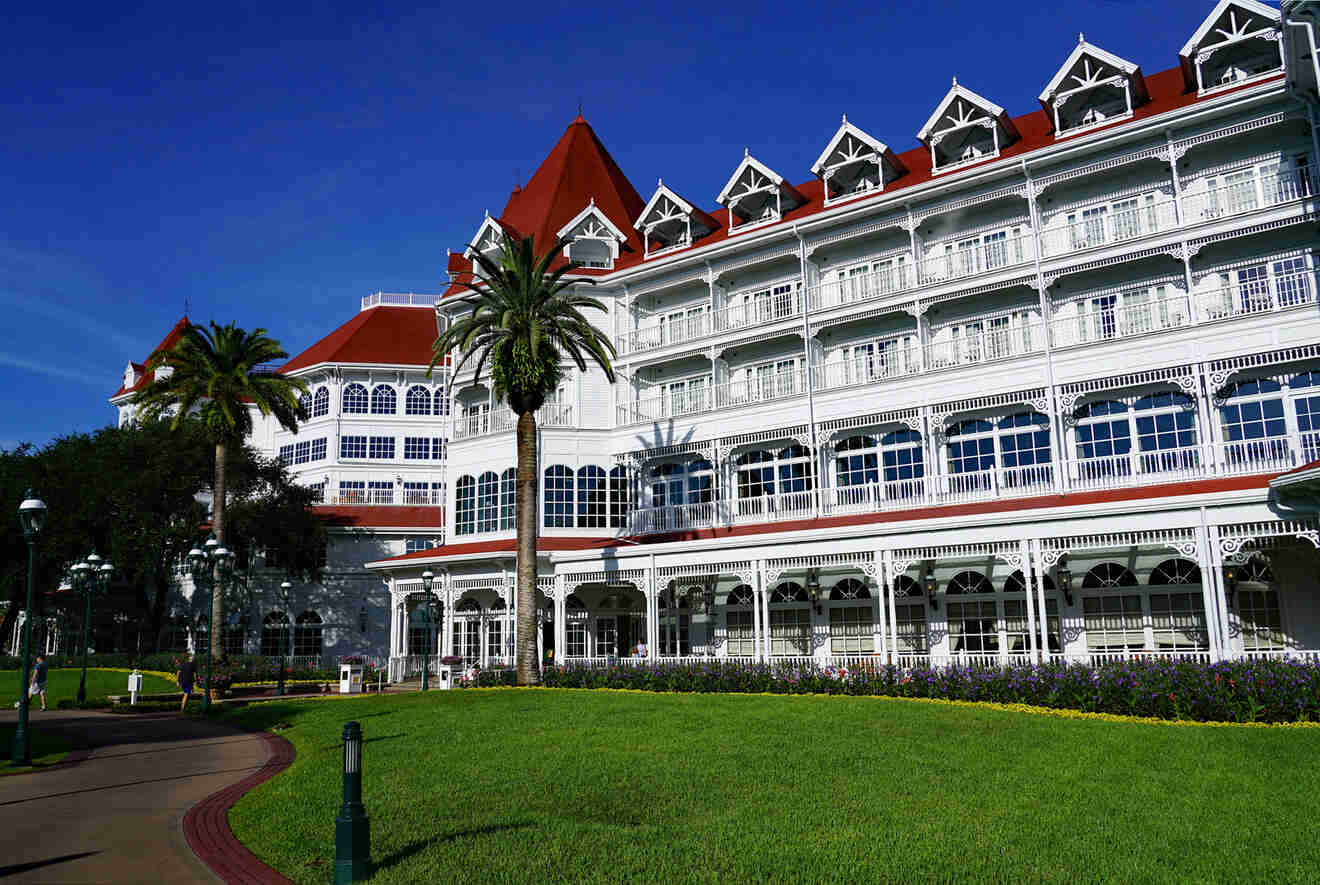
115 1 1320 679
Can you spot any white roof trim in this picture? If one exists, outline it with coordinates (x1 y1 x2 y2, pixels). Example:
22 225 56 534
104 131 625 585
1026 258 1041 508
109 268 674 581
716 152 786 206
917 80 1007 142
463 214 506 259
634 182 697 231
811 118 891 176
1039 40 1141 101
556 199 628 243
1270 463 1320 489
1179 0 1280 59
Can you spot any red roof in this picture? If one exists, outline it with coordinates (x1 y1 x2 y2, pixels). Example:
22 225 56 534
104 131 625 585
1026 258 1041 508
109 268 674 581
437 66 1279 294
1270 459 1320 484
109 316 190 399
281 306 439 373
316 505 447 528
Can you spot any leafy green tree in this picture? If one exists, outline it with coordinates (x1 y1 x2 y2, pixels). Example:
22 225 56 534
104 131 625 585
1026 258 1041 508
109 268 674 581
132 322 307 659
430 235 615 684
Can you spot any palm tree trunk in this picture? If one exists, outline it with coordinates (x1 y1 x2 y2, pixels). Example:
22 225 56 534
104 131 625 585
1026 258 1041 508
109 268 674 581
515 410 540 685
211 440 227 663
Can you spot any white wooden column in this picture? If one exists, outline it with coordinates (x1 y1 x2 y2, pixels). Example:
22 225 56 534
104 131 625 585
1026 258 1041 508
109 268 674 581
554 576 567 660
1203 517 1233 661
872 550 888 663
885 551 900 664
1030 540 1050 659
1020 539 1039 663
753 562 765 663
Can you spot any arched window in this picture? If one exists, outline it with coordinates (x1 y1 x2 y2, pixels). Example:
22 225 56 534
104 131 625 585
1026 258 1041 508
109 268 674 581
1082 563 1139 588
1292 371 1320 462
835 435 879 488
1002 570 1057 593
299 392 311 414
1001 571 1060 653
261 611 289 656
1219 377 1287 467
1149 559 1202 585
455 476 476 535
1075 401 1132 477
408 604 440 655
946 572 996 653
652 463 684 508
726 584 755 606
608 465 629 529
997 413 1052 482
1237 555 1282 652
499 468 516 531
342 383 368 414
947 571 993 594
294 611 323 657
313 387 330 417
777 445 814 493
577 466 607 528
893 576 927 655
1133 391 1199 471
565 593 586 610
768 582 808 657
476 471 499 533
659 586 692 656
686 459 715 504
893 574 922 597
735 450 775 499
947 419 996 478
487 598 506 663
829 578 873 654
881 429 924 487
544 466 573 527
405 386 431 416
370 384 397 415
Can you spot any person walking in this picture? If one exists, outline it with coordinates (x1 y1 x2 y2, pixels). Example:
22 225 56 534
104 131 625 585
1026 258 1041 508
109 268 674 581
30 654 48 711
178 654 197 712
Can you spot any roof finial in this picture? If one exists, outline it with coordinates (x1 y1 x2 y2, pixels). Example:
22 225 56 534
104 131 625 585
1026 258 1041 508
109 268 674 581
1078 31 1085 44
952 75 958 87
184 296 190 318
841 112 848 124
657 177 663 187
744 146 750 157
589 196 595 206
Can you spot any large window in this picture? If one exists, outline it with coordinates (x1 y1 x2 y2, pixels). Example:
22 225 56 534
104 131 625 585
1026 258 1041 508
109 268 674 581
1075 400 1132 478
342 383 368 414
294 611 323 657
340 435 367 459
487 600 505 661
828 578 873 654
544 466 574 527
455 476 475 535
337 480 365 503
725 584 756 658
261 611 289 656
368 436 394 459
608 466 629 529
735 450 775 499
1219 377 1287 466
1237 557 1284 652
946 570 996 654
477 472 499 533
500 468 517 530
405 386 431 416
402 481 432 504
577 466 607 528
659 591 692 656
835 435 879 488
403 437 430 460
895 600 928 655
370 385 396 415
1134 392 1199 471
947 419 996 480
768 583 810 656
565 595 587 657
312 387 330 417
1294 371 1320 462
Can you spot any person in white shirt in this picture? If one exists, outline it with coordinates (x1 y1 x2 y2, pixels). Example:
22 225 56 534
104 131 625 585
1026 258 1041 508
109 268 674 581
634 641 647 658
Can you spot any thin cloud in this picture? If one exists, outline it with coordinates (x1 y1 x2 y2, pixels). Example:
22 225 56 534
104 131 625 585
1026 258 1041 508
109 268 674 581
0 352 106 387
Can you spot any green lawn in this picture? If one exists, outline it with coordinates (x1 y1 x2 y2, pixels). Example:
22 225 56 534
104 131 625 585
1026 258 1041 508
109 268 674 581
225 689 1320 884
0 725 75 774
0 668 177 709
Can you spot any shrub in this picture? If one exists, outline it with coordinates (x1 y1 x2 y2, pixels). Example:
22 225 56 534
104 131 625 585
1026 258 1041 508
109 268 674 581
518 658 1320 724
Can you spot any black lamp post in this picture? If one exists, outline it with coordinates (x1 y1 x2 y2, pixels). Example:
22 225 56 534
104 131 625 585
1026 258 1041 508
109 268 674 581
420 570 434 691
72 552 114 704
923 571 939 611
277 580 293 696
1057 558 1074 606
12 490 47 766
187 535 223 714
334 720 370 883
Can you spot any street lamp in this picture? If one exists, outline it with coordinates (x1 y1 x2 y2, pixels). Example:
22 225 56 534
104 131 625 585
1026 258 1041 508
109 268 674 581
187 535 226 714
420 571 435 691
71 552 114 704
277 580 293 696
12 491 47 765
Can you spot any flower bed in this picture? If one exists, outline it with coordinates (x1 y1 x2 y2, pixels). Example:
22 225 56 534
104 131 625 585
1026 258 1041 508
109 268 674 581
510 659 1320 724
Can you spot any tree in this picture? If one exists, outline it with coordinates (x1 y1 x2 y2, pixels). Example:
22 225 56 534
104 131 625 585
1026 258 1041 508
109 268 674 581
131 322 307 659
430 235 616 685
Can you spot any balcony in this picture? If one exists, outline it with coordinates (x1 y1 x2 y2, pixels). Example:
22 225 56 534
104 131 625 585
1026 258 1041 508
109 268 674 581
713 286 801 333
618 369 808 427
807 264 913 313
923 321 1045 371
1049 293 1193 349
452 403 575 440
1181 166 1313 226
812 345 921 392
621 312 713 355
1039 199 1179 259
919 230 1034 286
1199 267 1317 322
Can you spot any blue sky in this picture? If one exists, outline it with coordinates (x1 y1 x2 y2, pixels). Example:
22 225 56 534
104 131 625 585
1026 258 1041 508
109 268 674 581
0 0 1224 448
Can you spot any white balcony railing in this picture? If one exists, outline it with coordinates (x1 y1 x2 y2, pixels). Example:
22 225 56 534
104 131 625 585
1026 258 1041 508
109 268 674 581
808 265 912 312
1198 268 1317 322
923 321 1045 370
919 231 1034 285
713 288 801 332
1181 167 1313 226
453 403 574 439
733 489 814 522
714 368 809 409
627 501 717 534
622 312 713 355
811 346 922 391
1039 199 1179 258
1049 294 1193 348
618 383 714 426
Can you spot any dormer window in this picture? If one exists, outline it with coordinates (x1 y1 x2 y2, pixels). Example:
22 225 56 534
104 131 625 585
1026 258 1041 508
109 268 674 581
716 151 806 234
556 199 628 270
634 181 718 259
123 363 141 389
1179 0 1283 95
1039 37 1147 137
465 214 508 280
811 116 907 205
917 79 1019 175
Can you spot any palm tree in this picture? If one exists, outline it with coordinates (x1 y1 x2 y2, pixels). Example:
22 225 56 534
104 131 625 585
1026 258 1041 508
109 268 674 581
431 235 615 685
133 321 307 660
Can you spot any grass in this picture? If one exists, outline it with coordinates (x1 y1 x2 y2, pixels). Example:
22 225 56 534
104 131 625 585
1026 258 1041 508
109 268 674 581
225 689 1320 884
0 725 75 774
0 667 177 709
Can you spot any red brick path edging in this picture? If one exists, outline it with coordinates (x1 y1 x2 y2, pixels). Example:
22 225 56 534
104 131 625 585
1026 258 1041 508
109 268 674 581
183 731 296 885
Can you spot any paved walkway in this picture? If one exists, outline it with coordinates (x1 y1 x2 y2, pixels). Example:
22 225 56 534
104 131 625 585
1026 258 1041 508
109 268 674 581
0 710 273 884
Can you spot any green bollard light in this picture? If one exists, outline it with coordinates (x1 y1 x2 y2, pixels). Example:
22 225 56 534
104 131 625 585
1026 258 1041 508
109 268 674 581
334 721 370 884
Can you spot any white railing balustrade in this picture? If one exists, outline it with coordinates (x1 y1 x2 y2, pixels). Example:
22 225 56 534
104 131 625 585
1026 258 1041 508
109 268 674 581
1067 447 1203 492
1197 268 1317 321
734 489 814 522
713 288 801 332
714 368 809 409
453 403 571 439
923 321 1045 370
1039 199 1179 258
618 382 714 426
538 402 575 427
811 346 922 391
919 231 1034 285
808 265 912 312
1182 166 1313 225
622 312 714 355
825 478 927 515
627 500 717 534
1050 294 1193 348
939 464 1054 503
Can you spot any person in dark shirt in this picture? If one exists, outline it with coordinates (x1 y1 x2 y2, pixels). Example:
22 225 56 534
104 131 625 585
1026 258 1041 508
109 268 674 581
178 655 197 712
30 655 48 711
